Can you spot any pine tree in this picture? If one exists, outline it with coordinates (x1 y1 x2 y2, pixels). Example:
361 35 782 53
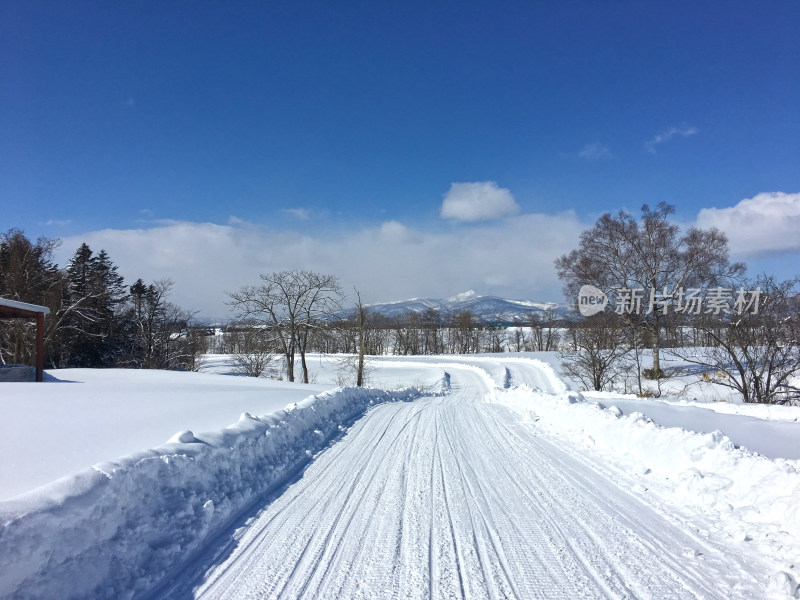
122 278 196 369
60 244 128 367
90 249 128 364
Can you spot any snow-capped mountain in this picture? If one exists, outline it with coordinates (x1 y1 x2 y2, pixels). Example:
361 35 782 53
365 291 570 323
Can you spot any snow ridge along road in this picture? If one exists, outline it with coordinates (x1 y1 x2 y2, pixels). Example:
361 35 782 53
161 359 766 600
0 385 434 600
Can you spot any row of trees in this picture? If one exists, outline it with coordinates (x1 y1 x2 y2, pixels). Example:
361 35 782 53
559 278 800 405
218 204 799 406
218 290 564 381
555 204 800 404
0 229 202 371
7 200 799 405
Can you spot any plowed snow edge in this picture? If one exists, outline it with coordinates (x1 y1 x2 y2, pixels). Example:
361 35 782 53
0 383 442 600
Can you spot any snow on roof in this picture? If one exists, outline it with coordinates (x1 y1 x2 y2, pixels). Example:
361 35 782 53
0 297 51 315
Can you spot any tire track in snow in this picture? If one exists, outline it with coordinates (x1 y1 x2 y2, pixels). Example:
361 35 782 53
476 402 761 599
159 361 765 600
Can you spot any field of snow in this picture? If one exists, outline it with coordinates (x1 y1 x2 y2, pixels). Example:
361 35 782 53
0 369 331 500
0 355 448 500
1 352 800 598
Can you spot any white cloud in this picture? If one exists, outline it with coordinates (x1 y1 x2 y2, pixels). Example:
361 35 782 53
42 219 71 227
56 212 585 319
645 124 698 154
696 192 800 257
578 143 613 160
440 181 519 222
283 208 310 220
378 220 412 241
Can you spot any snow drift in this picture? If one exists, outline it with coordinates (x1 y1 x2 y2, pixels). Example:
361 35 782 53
491 386 800 589
0 383 439 600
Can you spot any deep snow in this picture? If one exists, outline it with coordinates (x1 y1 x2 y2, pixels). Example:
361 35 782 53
0 369 331 500
0 381 441 600
581 392 800 459
158 362 770 599
1 353 800 599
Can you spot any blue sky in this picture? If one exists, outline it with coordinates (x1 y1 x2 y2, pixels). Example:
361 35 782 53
2 2 799 317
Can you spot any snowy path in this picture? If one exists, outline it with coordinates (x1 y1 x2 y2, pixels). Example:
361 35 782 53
159 363 764 600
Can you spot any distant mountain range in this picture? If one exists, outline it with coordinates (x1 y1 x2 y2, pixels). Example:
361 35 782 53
202 291 573 326
365 291 572 323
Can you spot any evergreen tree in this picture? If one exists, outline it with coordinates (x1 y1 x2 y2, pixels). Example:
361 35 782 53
121 278 197 370
89 249 128 364
60 244 128 367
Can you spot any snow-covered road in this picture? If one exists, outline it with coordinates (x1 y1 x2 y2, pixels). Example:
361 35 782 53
159 362 764 600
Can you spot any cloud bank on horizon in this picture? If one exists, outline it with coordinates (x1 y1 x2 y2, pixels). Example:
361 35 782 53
56 204 583 319
696 192 800 258
50 188 800 319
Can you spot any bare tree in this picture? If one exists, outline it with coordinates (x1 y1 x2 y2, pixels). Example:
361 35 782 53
556 202 744 376
120 278 197 370
420 308 444 355
560 312 630 392
509 323 527 352
671 275 800 404
482 318 504 353
227 270 343 383
327 291 383 386
184 326 211 372
232 325 277 378
450 310 481 354
393 313 422 355
353 290 368 386
125 278 170 368
528 309 560 352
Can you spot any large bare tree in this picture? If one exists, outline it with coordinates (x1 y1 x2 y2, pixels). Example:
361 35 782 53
555 203 744 375
227 270 343 383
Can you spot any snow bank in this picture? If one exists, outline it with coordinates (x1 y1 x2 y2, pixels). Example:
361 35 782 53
580 392 800 460
492 386 800 582
0 383 439 600
0 368 334 499
660 395 800 422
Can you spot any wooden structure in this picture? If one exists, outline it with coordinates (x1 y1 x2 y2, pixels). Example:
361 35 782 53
0 298 50 382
